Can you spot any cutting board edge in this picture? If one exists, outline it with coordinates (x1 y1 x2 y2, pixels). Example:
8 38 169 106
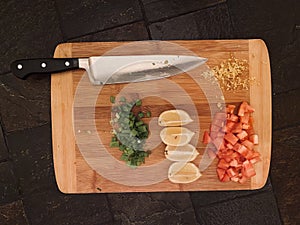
52 43 77 193
248 39 272 190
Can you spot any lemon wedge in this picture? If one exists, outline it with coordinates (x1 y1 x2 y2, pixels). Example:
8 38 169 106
165 144 199 161
168 162 202 183
158 110 193 126
160 127 195 146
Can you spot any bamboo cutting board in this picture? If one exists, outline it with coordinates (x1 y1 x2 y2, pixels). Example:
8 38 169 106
51 40 271 193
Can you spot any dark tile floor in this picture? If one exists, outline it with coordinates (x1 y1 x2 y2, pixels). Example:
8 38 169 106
0 0 299 224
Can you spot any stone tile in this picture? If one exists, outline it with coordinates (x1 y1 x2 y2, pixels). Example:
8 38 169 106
6 124 56 195
55 0 143 39
189 178 272 207
273 89 300 130
0 125 8 161
193 191 281 225
107 192 197 225
0 162 19 204
71 21 149 42
0 0 63 74
142 0 226 22
23 190 112 225
149 4 234 40
0 73 50 132
0 200 28 225
271 125 300 225
227 0 299 93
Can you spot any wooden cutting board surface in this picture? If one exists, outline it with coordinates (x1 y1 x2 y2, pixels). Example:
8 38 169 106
51 40 271 193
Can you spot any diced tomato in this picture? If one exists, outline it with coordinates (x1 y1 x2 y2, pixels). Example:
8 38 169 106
242 160 256 177
249 134 259 145
233 143 242 152
231 177 239 182
242 140 254 150
230 159 239 167
238 101 249 116
202 131 211 144
237 130 248 140
240 112 250 124
217 168 226 180
229 114 239 122
251 151 261 158
221 174 231 182
224 133 239 145
206 102 260 184
246 104 255 113
226 105 236 114
231 123 243 133
236 145 248 157
226 143 234 149
250 157 261 164
238 176 248 184
245 150 254 159
218 159 230 170
227 168 237 178
242 124 250 129
223 121 236 133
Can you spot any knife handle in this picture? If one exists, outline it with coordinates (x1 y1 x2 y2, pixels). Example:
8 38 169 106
10 58 79 79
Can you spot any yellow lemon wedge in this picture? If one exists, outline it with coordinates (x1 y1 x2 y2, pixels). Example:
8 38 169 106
165 144 199 161
160 127 195 146
168 162 202 183
158 110 193 126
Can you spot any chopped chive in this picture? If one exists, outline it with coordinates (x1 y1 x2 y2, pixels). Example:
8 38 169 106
110 141 119 148
110 96 115 103
120 96 126 102
135 99 142 106
146 111 151 117
138 112 144 118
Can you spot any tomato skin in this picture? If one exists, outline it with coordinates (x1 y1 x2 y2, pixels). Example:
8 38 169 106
202 131 211 144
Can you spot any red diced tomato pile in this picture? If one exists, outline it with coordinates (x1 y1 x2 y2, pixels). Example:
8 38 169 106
203 101 261 184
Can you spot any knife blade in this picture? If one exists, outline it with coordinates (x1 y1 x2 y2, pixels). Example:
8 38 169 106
10 55 207 85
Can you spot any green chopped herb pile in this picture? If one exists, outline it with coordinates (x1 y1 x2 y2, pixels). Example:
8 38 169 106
110 96 151 167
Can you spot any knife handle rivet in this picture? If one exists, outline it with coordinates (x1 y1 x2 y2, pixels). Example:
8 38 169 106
65 61 70 67
17 64 23 70
41 62 47 68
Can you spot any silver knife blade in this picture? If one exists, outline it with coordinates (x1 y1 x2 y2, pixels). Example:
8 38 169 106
79 55 207 85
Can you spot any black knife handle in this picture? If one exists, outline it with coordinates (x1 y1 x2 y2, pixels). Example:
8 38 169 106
10 58 79 79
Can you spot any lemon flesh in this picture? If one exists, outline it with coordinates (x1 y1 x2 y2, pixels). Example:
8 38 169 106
168 162 202 183
165 144 199 161
158 110 193 126
160 127 195 146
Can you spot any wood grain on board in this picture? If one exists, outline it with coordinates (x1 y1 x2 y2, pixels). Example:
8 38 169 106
51 40 271 193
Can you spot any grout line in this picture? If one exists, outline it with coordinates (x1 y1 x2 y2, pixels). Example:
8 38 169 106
53 0 68 41
191 189 271 209
146 1 227 25
66 19 144 41
272 123 300 132
272 87 300 96
138 0 152 39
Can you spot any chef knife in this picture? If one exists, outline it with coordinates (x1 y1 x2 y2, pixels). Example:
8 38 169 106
10 55 207 85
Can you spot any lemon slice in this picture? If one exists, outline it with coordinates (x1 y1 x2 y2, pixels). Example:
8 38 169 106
168 162 202 183
158 110 193 126
160 127 195 146
165 144 199 161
